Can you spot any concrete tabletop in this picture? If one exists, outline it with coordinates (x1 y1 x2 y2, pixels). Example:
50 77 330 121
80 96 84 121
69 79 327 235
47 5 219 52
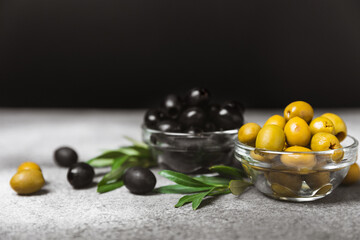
1 109 360 240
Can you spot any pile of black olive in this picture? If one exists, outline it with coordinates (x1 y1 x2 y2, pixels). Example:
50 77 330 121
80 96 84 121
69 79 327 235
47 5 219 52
144 88 245 133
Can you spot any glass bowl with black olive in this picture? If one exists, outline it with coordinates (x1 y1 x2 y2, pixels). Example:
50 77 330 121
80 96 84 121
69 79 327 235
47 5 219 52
142 88 244 174
234 135 359 202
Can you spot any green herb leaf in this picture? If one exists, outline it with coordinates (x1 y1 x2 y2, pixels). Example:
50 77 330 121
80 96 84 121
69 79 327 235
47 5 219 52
97 181 124 193
229 180 252 195
174 188 215 210
111 156 129 170
87 158 114 167
98 161 138 186
209 165 247 179
193 176 230 187
159 170 212 188
124 136 148 149
155 185 213 194
208 188 231 196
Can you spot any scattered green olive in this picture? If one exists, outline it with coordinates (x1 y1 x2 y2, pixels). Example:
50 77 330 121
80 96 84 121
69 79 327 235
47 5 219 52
264 115 286 129
284 101 314 123
255 125 285 151
284 117 311 147
10 169 45 195
17 162 42 172
342 163 360 185
321 113 347 142
309 116 335 135
237 123 261 146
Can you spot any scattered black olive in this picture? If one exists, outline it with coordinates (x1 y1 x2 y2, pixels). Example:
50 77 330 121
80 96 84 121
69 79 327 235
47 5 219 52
214 105 244 130
185 88 211 107
157 120 181 132
180 107 206 129
54 147 78 167
162 94 182 118
144 109 165 129
67 162 95 189
123 167 156 195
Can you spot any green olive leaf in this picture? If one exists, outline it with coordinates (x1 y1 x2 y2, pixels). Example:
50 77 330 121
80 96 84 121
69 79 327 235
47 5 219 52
193 176 230 187
87 158 114 167
159 170 212 188
155 185 213 194
229 180 252 195
124 136 148 149
97 181 124 193
209 165 247 179
174 188 215 210
111 156 129 170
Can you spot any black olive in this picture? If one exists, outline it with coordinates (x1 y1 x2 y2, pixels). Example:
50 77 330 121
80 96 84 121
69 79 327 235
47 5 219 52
184 88 211 107
204 122 217 132
157 120 181 132
162 94 182 119
54 147 78 167
123 167 156 195
144 109 165 129
179 107 206 129
222 100 245 114
208 103 220 119
214 105 244 130
67 162 95 189
186 126 202 134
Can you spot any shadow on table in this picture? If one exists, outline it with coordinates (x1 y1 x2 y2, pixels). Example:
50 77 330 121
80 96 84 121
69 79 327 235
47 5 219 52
312 182 360 204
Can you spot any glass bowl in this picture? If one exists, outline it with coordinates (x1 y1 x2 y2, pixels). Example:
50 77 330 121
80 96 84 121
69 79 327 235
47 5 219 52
234 135 358 202
142 126 238 173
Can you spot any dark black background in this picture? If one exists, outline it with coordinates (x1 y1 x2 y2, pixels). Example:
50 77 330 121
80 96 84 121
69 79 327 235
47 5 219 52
1 0 359 108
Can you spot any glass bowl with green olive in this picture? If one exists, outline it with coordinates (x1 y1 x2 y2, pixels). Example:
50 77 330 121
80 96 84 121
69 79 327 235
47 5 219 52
235 135 358 202
142 87 244 174
235 101 359 202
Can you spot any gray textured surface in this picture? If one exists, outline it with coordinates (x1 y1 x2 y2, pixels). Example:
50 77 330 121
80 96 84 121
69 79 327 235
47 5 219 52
1 109 360 240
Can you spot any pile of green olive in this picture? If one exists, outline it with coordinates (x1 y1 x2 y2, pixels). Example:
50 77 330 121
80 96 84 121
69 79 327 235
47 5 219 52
237 101 359 194
238 101 347 155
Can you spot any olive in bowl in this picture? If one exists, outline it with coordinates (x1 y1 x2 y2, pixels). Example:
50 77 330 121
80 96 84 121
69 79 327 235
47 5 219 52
142 87 245 173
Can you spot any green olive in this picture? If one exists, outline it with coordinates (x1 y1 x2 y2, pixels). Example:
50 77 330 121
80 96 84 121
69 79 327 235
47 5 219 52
255 125 285 151
238 123 261 146
264 115 286 129
309 117 335 136
10 169 45 195
284 101 314 123
17 162 42 172
303 172 330 190
310 132 343 162
342 163 360 185
266 172 302 194
281 146 316 170
284 117 311 147
321 113 347 142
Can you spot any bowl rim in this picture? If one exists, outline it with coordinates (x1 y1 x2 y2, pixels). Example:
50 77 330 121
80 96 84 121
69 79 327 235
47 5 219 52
142 124 238 137
235 135 359 155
